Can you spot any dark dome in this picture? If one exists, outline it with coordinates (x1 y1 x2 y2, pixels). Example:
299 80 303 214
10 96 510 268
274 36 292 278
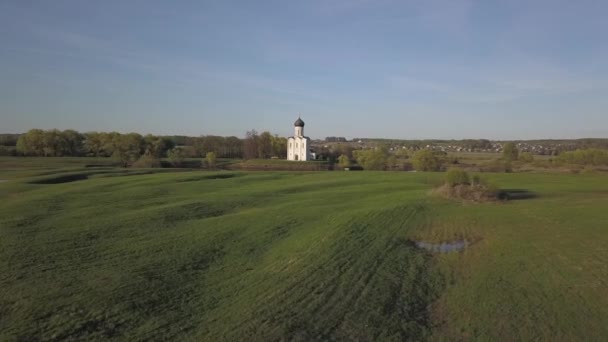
294 117 305 127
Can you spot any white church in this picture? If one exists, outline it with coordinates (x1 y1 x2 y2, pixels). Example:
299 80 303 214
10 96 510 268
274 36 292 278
287 116 313 161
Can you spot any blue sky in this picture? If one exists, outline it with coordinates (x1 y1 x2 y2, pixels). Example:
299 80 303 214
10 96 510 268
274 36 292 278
1 0 607 139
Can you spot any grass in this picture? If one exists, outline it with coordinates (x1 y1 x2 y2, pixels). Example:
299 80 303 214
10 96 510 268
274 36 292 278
1 158 608 340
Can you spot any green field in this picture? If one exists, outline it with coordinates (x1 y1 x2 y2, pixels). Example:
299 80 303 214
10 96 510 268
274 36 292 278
1 158 608 340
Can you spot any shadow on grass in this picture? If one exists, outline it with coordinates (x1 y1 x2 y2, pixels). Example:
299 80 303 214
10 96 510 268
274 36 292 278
497 189 537 200
29 173 89 184
177 173 241 182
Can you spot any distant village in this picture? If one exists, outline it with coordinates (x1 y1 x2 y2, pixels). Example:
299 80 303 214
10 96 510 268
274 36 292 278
312 137 608 156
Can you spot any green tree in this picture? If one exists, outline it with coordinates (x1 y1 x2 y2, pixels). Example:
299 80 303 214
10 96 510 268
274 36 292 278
144 135 174 158
16 129 45 156
62 129 84 156
503 142 519 161
84 132 105 156
257 131 273 158
270 135 287 158
353 149 388 170
112 133 143 167
412 150 441 171
386 155 397 170
167 148 185 167
519 152 534 163
206 152 217 169
337 154 351 169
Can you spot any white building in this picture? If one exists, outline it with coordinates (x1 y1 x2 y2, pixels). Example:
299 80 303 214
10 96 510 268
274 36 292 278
287 116 312 161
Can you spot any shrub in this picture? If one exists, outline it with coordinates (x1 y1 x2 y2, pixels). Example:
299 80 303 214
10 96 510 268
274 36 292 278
444 168 470 186
436 171 499 202
205 152 217 169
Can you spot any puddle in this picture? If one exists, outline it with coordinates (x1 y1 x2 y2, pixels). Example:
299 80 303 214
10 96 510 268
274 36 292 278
414 240 469 253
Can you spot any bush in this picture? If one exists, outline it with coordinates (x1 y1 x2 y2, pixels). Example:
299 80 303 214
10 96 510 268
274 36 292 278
205 152 217 169
444 168 470 186
436 171 499 202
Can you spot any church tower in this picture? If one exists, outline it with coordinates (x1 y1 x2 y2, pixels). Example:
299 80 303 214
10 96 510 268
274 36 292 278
287 115 311 161
294 116 304 137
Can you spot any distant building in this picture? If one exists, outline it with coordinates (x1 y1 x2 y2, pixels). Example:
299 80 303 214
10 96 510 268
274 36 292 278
287 116 313 161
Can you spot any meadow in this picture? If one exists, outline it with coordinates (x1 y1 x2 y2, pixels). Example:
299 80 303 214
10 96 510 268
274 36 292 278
1 157 608 340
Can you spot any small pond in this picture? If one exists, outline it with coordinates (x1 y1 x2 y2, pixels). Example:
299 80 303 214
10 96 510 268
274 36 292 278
414 240 469 253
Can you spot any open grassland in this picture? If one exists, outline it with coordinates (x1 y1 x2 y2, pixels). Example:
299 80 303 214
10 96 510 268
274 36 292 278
1 159 608 340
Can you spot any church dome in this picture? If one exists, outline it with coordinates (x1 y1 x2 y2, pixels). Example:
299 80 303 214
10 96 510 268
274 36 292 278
294 117 305 127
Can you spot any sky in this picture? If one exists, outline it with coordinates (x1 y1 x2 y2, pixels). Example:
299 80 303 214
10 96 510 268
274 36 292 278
1 0 607 140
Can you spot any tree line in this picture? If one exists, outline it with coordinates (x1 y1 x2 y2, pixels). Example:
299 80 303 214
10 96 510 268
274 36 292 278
9 128 287 162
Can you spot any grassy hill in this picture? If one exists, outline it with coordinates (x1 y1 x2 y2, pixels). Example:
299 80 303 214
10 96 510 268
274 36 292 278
1 160 608 340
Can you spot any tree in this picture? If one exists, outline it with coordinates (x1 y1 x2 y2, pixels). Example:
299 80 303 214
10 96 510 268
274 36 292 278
243 130 259 159
16 129 45 156
386 155 397 170
353 149 388 170
144 135 174 158
337 154 351 169
335 144 355 159
225 136 244 158
167 147 185 167
270 135 287 158
111 133 143 167
62 129 84 156
206 152 217 169
0 134 19 147
257 131 273 158
412 150 441 171
519 152 534 163
503 142 519 161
